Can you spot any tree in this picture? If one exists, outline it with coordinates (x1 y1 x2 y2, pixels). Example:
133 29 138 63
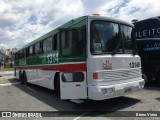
0 50 5 62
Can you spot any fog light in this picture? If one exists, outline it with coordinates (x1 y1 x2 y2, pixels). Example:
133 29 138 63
93 72 98 80
101 88 107 95
139 81 145 88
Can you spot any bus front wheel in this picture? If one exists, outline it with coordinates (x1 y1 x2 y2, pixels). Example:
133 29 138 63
23 72 28 85
55 78 60 97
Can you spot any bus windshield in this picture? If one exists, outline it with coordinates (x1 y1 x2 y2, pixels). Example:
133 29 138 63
90 21 133 54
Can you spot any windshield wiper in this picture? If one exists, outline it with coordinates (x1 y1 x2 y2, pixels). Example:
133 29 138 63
111 38 123 55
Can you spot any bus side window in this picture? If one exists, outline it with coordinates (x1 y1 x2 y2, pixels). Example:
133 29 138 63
61 29 84 56
61 30 71 56
53 34 57 50
22 49 26 58
47 37 52 52
43 37 53 53
35 42 41 54
26 47 29 57
61 72 84 82
15 53 17 60
20 50 25 59
29 46 33 56
17 53 19 59
72 30 83 56
19 50 22 59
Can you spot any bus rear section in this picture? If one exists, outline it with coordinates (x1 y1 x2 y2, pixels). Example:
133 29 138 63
133 16 160 85
86 16 144 100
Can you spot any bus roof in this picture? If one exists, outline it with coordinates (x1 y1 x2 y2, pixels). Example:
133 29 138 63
15 15 134 52
133 16 160 39
134 16 160 23
88 15 134 27
133 16 160 29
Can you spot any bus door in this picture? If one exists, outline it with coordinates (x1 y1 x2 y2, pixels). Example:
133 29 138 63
59 28 87 99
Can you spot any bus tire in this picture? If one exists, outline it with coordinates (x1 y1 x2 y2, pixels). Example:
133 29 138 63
23 72 28 86
19 71 24 84
54 73 60 97
55 78 60 97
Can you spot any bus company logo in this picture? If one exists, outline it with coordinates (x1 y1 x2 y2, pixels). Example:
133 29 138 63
103 60 112 70
144 42 160 51
135 27 160 39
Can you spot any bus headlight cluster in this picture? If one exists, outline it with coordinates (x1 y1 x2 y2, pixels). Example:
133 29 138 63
101 88 107 95
101 87 114 95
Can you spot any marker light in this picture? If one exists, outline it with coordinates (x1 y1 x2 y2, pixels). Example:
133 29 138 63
93 72 98 80
92 13 100 16
139 81 145 88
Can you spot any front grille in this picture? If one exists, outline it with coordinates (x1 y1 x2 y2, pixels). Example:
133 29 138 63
103 68 142 82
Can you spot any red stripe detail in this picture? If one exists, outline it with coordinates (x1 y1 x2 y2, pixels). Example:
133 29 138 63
59 63 86 72
41 66 59 71
15 63 86 72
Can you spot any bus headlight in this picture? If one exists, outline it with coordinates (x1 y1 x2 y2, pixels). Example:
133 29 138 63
101 88 107 95
101 87 114 95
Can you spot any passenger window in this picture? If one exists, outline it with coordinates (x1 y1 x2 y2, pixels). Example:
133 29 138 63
72 30 83 56
35 42 41 54
22 49 26 58
43 37 53 53
61 29 84 56
61 30 71 55
61 72 84 82
19 50 23 58
26 47 29 57
53 34 58 50
29 46 33 55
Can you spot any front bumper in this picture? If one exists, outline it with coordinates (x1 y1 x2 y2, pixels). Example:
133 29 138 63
88 79 145 100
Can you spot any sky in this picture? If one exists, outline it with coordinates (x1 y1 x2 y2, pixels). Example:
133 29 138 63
0 0 160 50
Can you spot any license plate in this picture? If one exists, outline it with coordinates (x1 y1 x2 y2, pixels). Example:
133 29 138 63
124 87 132 93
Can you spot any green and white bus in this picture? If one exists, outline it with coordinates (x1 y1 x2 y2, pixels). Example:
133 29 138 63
14 15 144 100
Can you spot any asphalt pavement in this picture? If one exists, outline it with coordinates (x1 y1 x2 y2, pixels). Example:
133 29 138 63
0 75 160 120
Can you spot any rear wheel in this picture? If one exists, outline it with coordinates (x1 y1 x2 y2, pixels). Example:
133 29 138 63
23 72 28 85
19 72 24 84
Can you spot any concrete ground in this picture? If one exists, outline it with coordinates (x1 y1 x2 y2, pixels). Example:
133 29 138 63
0 74 19 85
